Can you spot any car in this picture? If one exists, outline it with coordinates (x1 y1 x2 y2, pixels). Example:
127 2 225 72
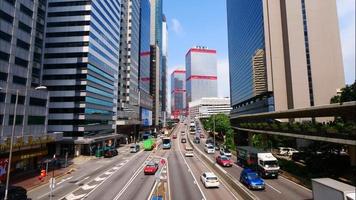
240 169 265 190
181 138 187 143
144 162 159 175
205 145 215 154
220 148 232 157
194 137 200 144
216 155 232 167
200 134 205 138
201 172 219 188
214 143 220 151
130 144 140 153
278 147 299 156
185 146 194 157
173 134 177 139
104 149 118 158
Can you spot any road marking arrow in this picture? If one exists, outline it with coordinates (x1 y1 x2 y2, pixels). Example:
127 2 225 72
65 193 86 200
94 176 106 182
82 184 97 190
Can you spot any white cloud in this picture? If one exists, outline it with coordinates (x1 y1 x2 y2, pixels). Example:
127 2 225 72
217 59 230 98
337 0 356 84
171 18 184 35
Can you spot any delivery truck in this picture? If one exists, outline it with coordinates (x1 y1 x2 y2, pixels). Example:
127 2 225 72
236 146 280 178
312 178 355 200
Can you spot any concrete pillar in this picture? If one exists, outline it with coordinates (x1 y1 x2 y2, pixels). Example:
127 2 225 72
348 145 356 166
55 143 61 155
75 144 81 157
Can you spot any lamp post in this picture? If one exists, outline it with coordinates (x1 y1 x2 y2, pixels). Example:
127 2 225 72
213 115 216 149
1 86 47 200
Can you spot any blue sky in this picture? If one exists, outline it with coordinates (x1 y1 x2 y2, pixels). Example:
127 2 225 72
164 0 355 111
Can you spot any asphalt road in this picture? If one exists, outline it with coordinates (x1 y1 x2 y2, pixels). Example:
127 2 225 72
173 123 239 200
192 120 313 200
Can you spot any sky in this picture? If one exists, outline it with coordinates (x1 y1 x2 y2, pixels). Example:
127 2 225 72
164 0 355 113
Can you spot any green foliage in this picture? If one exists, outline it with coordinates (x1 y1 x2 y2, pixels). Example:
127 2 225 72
330 81 356 104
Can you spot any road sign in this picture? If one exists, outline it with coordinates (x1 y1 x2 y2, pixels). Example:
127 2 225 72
49 178 56 189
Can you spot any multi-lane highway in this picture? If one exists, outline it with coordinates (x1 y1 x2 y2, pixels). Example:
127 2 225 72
28 121 313 200
192 120 313 200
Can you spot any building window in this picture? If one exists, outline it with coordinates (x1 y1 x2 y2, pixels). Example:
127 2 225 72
0 72 8 81
27 116 46 125
0 10 14 23
9 115 24 125
4 0 16 6
11 95 25 104
0 93 5 102
15 57 29 68
12 76 27 85
20 4 33 18
18 21 32 33
29 97 46 107
0 30 12 42
0 51 10 62
47 10 91 17
16 39 30 50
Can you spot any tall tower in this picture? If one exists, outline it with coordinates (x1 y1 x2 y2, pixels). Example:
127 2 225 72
171 70 186 119
227 0 345 115
186 46 218 106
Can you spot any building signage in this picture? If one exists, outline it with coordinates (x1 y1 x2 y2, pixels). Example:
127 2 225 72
141 108 152 126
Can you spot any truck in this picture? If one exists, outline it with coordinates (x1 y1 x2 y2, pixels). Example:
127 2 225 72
312 178 355 200
236 146 280 178
143 134 155 151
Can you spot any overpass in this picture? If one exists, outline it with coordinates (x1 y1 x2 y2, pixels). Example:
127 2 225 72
230 101 356 164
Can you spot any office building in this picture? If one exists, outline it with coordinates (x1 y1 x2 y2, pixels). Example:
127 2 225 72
161 14 168 126
117 0 141 139
189 97 232 119
43 0 122 155
139 0 153 129
227 0 345 115
171 70 186 119
150 0 163 127
0 0 60 174
186 46 218 106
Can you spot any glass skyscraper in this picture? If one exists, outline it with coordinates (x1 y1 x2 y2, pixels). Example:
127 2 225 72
44 0 121 155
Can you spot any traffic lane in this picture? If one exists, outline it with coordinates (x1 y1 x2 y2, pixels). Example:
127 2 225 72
29 147 136 200
83 151 151 200
169 135 204 200
180 137 237 200
116 148 170 200
190 134 312 200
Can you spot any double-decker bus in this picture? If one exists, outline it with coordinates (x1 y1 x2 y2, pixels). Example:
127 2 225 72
162 137 171 149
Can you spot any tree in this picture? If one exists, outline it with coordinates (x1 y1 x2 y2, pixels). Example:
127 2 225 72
330 81 356 104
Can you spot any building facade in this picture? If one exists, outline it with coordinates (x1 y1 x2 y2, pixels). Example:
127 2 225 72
186 46 218 106
170 70 186 119
117 0 141 139
43 0 122 155
0 0 61 174
227 0 345 115
189 97 232 119
161 14 168 126
139 0 153 129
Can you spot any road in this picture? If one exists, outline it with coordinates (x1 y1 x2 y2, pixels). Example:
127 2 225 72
192 120 313 200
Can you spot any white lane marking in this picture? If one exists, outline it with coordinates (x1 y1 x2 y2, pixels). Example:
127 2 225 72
147 181 159 200
82 184 97 190
65 193 86 200
266 182 282 194
57 176 73 185
75 176 90 185
113 152 153 200
94 176 106 182
177 131 207 200
113 166 120 170
104 171 114 175
279 175 312 192
82 150 145 199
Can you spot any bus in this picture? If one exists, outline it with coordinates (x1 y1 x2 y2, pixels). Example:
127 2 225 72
143 133 155 151
162 137 171 149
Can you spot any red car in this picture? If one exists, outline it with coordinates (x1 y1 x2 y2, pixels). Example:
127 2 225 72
216 155 232 167
144 162 159 175
172 134 177 139
200 134 205 138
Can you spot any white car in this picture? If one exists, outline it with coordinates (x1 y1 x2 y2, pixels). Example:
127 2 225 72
201 172 219 188
185 146 194 157
205 145 215 154
278 147 298 156
220 148 232 157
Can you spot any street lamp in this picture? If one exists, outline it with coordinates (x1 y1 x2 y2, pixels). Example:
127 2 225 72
1 85 47 200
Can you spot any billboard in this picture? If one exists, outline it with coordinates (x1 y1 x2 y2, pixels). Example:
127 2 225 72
141 108 152 126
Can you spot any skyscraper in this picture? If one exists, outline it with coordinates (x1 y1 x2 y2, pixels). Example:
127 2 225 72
161 14 168 126
171 70 186 119
0 0 54 172
43 0 121 155
186 46 218 106
227 0 345 115
139 0 153 128
150 0 163 127
117 0 141 136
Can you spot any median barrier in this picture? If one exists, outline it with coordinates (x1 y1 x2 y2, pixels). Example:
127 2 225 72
187 135 258 200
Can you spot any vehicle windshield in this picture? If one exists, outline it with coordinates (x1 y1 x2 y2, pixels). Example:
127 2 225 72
208 146 214 149
264 160 278 167
207 177 217 180
163 139 171 144
224 149 231 153
247 173 259 180
221 156 229 160
147 162 156 166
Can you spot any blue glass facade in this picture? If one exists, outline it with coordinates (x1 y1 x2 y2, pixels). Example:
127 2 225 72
140 0 151 97
227 0 265 107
